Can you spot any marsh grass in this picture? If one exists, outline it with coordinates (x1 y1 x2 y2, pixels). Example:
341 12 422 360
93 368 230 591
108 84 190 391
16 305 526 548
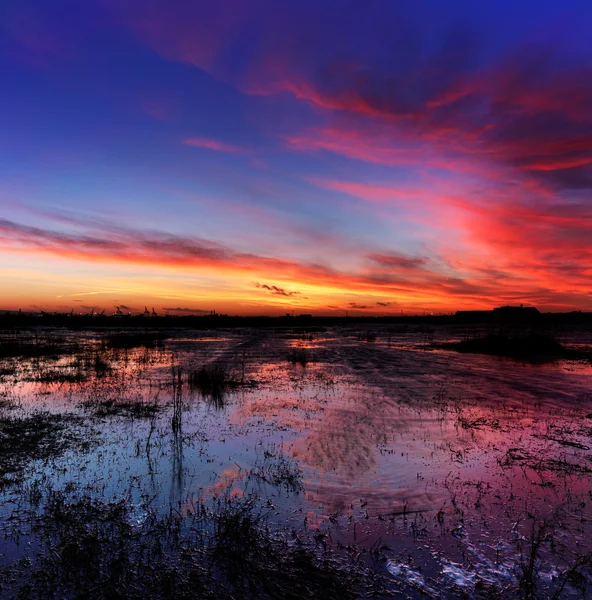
513 517 592 600
499 447 592 475
288 348 310 366
0 335 80 359
0 412 89 488
3 326 592 599
0 488 384 600
359 331 377 343
518 521 550 600
30 351 112 385
172 366 183 431
187 364 242 406
104 331 166 350
249 447 303 493
84 398 161 418
439 331 588 360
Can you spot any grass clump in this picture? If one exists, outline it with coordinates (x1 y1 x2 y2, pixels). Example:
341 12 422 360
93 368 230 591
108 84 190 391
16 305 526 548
441 332 587 360
83 398 161 419
188 365 240 403
0 490 383 599
104 331 166 350
31 352 112 385
0 336 79 359
0 412 88 488
249 450 303 493
288 348 310 366
358 331 377 343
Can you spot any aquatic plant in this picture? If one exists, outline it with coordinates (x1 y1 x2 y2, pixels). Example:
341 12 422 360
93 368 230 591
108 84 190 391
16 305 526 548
0 487 383 599
288 348 310 366
104 330 166 350
439 331 588 360
0 411 90 488
188 364 240 406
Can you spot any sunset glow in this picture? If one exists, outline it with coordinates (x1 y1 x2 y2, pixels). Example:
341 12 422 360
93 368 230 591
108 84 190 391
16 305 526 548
1 0 591 314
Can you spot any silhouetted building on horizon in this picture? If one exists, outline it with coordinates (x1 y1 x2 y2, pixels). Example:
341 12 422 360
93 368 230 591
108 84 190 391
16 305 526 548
492 304 540 316
456 304 540 321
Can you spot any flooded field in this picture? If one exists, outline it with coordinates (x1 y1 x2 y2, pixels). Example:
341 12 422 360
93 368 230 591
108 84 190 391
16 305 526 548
1 325 592 599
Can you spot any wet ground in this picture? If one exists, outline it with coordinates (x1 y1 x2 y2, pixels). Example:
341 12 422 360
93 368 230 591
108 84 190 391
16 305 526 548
1 325 592 598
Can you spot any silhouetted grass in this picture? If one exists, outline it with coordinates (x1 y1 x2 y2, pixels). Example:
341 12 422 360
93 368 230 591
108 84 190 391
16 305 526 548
0 489 383 599
249 449 303 493
83 398 161 419
0 412 89 488
288 348 310 366
358 331 377 343
440 332 588 360
104 331 166 350
0 336 80 359
188 365 241 406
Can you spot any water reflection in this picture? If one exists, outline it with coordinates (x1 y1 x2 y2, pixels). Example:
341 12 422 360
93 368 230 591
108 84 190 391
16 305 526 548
1 327 592 597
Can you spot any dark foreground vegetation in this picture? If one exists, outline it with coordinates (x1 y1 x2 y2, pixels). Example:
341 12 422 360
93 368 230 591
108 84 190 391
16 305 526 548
0 335 80 359
1 487 386 600
439 331 590 360
0 411 90 488
3 308 592 331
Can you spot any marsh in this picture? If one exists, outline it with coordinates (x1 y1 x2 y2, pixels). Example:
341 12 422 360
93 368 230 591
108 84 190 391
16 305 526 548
1 324 591 598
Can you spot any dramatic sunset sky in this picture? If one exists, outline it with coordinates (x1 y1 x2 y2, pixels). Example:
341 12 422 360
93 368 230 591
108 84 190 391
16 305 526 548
1 0 591 315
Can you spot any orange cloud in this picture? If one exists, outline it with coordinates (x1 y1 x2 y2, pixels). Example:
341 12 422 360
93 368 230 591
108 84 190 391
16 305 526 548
2 212 590 313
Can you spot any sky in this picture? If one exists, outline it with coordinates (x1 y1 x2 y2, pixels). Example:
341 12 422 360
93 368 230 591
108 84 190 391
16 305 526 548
1 0 591 315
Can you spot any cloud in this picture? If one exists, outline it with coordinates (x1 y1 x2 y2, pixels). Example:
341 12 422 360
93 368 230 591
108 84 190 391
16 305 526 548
368 253 429 272
183 137 243 153
163 307 209 314
116 1 592 196
347 300 398 310
117 304 136 311
2 213 590 311
256 283 301 297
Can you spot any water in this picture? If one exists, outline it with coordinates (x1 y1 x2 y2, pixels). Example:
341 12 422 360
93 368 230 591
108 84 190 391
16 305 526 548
1 325 591 597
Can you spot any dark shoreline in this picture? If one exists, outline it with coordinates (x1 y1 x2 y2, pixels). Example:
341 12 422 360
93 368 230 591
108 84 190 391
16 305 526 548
2 311 592 330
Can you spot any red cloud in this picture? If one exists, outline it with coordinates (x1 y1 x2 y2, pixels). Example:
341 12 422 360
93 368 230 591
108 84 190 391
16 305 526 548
2 214 590 311
183 137 243 153
117 2 592 192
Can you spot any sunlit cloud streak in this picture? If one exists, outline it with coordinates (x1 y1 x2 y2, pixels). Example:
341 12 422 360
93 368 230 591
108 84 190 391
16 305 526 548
1 216 589 311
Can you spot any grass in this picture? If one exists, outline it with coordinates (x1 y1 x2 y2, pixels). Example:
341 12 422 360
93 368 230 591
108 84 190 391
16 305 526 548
0 335 80 359
172 365 183 431
30 352 112 384
499 447 592 475
440 331 588 360
3 326 592 599
518 521 549 600
83 398 161 418
0 488 385 599
359 331 377 343
104 331 166 350
249 448 303 493
0 411 90 488
512 517 592 600
288 347 310 366
188 364 241 405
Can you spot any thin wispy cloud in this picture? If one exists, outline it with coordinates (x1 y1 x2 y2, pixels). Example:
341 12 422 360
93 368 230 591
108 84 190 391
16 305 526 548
183 137 243 154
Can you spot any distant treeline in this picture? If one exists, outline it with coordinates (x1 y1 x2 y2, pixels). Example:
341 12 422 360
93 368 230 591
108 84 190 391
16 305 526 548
1 310 592 330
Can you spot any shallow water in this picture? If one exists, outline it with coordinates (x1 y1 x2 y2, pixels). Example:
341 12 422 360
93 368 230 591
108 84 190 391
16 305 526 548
1 325 592 598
